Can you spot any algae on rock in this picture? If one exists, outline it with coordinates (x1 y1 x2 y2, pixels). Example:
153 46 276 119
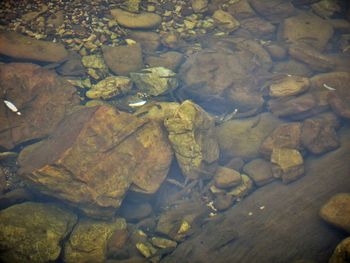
164 100 219 180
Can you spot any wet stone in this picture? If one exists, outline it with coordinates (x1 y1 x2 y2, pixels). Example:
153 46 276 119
214 194 234 211
192 0 208 13
320 193 350 233
279 12 334 51
86 76 132 100
145 51 184 71
227 174 254 198
0 31 68 63
110 8 161 29
64 218 127 263
128 31 161 53
214 166 242 189
301 118 339 155
329 237 350 263
269 76 310 97
260 123 302 158
130 67 178 97
164 100 219 180
212 10 240 32
248 0 296 23
239 17 275 39
102 43 144 76
227 0 256 20
271 147 304 184
0 202 77 263
243 158 275 187
18 106 173 218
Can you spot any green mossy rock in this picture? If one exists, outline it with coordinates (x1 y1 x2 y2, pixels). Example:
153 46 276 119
0 202 77 263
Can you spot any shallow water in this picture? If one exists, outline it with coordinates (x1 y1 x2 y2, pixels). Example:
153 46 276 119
0 0 350 263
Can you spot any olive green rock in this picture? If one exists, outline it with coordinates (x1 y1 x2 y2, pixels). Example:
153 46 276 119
130 67 178 97
64 218 127 263
164 100 219 180
0 202 77 263
86 76 132 100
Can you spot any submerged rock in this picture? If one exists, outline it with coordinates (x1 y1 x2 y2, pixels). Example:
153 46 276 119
212 10 240 32
0 202 77 263
279 12 334 51
216 113 282 160
64 218 127 263
214 166 242 189
86 76 132 100
243 158 275 187
130 67 178 97
260 123 302 158
145 51 184 71
110 8 161 29
248 0 296 23
0 63 80 150
164 100 219 180
329 237 350 263
128 31 161 53
269 76 310 97
102 43 144 76
0 31 68 63
18 105 173 218
271 147 304 184
320 193 350 233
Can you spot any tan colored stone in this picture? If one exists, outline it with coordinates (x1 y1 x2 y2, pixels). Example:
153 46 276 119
214 166 242 189
243 158 275 186
271 147 304 184
269 76 310 97
320 193 350 233
329 237 350 263
212 10 240 32
110 8 161 29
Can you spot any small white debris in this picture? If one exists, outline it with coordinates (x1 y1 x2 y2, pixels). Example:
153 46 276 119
3 100 21 115
209 212 217 217
248 212 253 216
259 206 265 210
128 100 147 107
323 83 336 91
287 74 292 77
206 201 217 212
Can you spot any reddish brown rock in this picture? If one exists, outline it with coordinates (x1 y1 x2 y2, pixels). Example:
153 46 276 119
102 44 144 76
260 123 302 158
301 117 339 155
0 63 80 150
0 31 68 63
18 105 173 218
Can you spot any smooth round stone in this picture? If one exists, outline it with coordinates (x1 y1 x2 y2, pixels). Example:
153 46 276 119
110 8 161 29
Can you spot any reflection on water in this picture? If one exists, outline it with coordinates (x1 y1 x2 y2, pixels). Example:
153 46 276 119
0 0 350 262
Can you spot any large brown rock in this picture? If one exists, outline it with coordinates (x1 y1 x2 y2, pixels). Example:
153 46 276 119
243 158 275 186
179 37 271 113
278 12 334 51
18 105 173 218
329 237 350 263
320 193 350 233
0 31 68 63
0 63 80 150
110 8 161 29
102 44 144 76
